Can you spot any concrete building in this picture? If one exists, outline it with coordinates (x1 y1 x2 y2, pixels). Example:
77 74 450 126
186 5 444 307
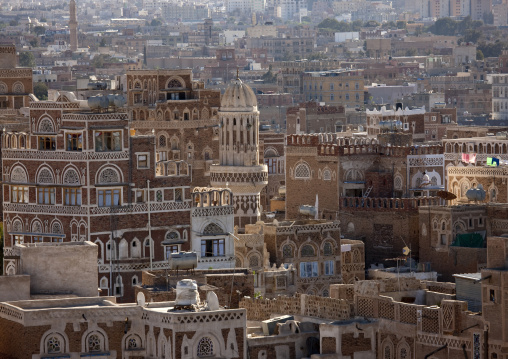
302 69 364 109
488 74 508 121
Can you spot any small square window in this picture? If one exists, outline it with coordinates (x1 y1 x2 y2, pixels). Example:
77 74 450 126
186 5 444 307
138 154 148 168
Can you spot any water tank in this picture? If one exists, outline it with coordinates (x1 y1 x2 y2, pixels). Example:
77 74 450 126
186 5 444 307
466 184 486 202
299 205 317 217
88 95 108 111
175 279 199 306
168 251 198 271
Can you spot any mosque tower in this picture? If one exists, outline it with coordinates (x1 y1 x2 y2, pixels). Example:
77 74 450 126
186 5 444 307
209 75 268 228
69 0 78 51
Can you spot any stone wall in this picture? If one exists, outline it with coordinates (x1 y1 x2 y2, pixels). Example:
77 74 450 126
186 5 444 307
239 293 351 321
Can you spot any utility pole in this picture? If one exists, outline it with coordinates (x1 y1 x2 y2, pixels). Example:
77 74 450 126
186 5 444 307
147 179 153 271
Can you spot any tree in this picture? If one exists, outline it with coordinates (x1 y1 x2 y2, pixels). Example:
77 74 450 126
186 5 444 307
29 38 39 48
99 37 107 47
150 18 162 27
40 17 47 22
261 65 277 83
34 82 48 100
397 21 406 29
318 18 341 30
476 49 484 60
19 51 35 67
9 19 18 26
301 16 311 23
483 11 494 25
463 29 483 44
33 25 45 36
429 17 457 35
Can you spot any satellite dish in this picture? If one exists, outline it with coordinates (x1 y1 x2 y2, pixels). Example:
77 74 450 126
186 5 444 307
137 292 145 307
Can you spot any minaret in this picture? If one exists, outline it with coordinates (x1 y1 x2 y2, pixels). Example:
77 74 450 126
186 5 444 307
210 74 268 228
69 0 78 52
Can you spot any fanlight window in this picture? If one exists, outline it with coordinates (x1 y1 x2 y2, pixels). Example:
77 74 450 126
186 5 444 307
197 337 213 357
166 231 179 240
249 256 259 268
294 163 310 179
282 245 293 258
203 223 223 235
98 168 120 184
63 169 80 185
11 166 27 183
51 222 63 234
38 168 54 184
47 336 62 354
39 118 55 133
167 79 183 88
301 244 315 257
88 334 101 352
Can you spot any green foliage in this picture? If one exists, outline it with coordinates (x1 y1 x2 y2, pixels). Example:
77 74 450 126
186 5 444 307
262 65 277 83
19 51 35 67
397 21 406 29
254 291 263 299
405 48 417 56
301 16 311 23
34 82 48 100
477 40 507 58
99 37 107 47
317 18 367 32
150 18 162 27
382 21 396 30
33 25 45 36
9 19 18 26
462 29 483 44
483 12 494 25
476 49 484 60
427 16 482 36
40 17 47 22
29 38 38 48
307 52 328 60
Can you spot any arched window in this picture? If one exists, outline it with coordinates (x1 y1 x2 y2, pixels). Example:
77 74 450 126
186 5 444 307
323 169 331 181
301 244 315 257
51 221 62 234
127 336 139 349
294 163 311 179
47 336 62 354
11 165 28 183
203 223 223 235
323 242 333 256
394 176 403 190
63 168 80 185
322 289 329 297
283 244 293 258
39 118 55 133
38 168 54 184
87 334 102 352
197 337 214 357
249 255 259 268
384 344 392 359
98 167 120 184
159 135 167 148
399 347 408 359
